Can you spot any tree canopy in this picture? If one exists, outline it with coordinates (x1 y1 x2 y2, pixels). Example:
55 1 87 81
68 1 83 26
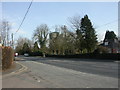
22 42 31 54
78 15 97 53
15 14 99 55
33 24 49 49
104 30 117 41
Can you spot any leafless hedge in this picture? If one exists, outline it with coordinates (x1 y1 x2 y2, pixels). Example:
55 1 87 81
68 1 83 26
2 46 14 70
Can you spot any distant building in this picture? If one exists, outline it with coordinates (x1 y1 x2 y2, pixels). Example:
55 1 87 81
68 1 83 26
49 32 59 39
102 38 119 53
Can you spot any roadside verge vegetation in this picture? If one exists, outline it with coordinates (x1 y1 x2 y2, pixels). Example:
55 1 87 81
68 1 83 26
2 46 14 70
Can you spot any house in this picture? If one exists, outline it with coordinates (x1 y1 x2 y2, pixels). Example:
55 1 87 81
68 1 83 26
103 38 119 53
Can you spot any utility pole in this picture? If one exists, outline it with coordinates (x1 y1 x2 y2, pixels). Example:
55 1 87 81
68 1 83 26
11 33 14 49
6 22 9 46
0 32 2 46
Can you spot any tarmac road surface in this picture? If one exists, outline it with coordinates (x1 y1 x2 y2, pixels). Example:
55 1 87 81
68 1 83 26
2 56 118 88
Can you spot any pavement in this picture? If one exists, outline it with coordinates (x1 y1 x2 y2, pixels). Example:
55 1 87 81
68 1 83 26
1 62 23 89
2 56 119 88
2 62 22 76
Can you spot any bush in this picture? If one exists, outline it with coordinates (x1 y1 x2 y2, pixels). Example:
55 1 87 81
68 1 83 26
46 53 119 60
29 51 43 56
94 46 109 54
2 46 14 70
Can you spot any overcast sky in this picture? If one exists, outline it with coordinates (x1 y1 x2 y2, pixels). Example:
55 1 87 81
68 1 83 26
2 2 118 41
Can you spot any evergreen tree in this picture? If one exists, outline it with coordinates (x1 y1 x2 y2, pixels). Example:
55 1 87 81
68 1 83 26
80 15 97 53
104 30 117 41
75 29 84 53
22 42 31 54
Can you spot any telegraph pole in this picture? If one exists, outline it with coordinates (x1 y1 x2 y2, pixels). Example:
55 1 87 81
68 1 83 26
6 21 9 46
11 33 14 49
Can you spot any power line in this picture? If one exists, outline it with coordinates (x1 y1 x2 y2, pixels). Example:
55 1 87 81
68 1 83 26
10 0 33 48
95 19 120 29
14 0 33 35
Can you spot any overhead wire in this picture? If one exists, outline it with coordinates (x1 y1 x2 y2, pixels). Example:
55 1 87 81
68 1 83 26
95 18 120 29
14 0 33 35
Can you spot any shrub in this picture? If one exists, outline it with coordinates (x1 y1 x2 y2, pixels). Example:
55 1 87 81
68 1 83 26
2 46 14 70
94 46 109 54
29 51 43 56
46 53 119 60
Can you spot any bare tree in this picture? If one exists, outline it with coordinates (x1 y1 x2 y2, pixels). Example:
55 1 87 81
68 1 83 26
15 37 33 54
68 15 85 53
33 24 49 57
49 25 76 55
33 24 49 49
0 20 11 46
68 15 81 30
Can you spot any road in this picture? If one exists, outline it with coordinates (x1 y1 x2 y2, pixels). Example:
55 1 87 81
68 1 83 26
2 56 118 88
18 56 118 78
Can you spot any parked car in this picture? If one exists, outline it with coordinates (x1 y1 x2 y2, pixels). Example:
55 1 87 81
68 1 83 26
24 53 29 57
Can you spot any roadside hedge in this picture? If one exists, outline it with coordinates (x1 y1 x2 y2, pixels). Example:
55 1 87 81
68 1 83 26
29 51 43 56
46 53 120 61
2 46 14 70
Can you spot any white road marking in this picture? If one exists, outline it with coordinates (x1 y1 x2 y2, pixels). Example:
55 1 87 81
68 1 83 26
37 80 41 82
21 59 25 60
82 73 87 74
114 61 119 63
11 72 15 74
86 87 91 88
